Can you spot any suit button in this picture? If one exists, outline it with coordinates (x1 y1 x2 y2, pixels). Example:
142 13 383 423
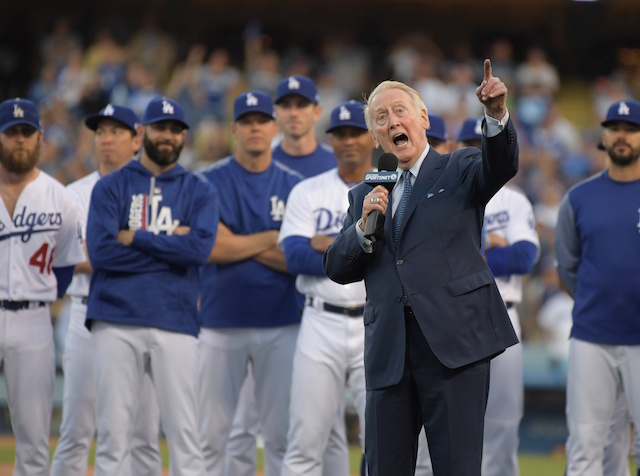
396 259 404 266
395 296 402 302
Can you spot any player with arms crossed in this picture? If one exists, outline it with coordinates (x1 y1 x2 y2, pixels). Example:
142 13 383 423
227 75 348 476
0 98 85 476
280 100 374 475
198 90 302 476
51 104 161 476
86 97 218 475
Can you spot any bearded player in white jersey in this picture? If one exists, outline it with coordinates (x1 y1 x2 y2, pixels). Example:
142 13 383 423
51 104 162 476
0 98 85 476
279 100 373 475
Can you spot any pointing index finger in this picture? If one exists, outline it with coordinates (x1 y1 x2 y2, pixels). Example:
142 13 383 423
483 59 493 82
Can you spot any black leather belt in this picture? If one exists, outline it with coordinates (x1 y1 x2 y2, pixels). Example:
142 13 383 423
81 296 88 305
0 300 46 311
506 302 515 309
308 297 364 317
323 303 364 317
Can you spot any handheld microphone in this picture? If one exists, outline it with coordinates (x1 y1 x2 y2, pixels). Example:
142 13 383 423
363 153 398 242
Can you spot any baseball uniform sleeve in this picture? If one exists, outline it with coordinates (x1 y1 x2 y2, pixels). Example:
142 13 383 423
485 189 540 276
555 192 580 297
278 180 324 275
485 241 538 277
50 192 86 267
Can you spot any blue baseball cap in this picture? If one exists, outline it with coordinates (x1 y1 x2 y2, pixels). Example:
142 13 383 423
0 98 41 133
275 76 319 104
457 117 483 142
601 100 640 127
84 104 140 133
326 100 367 133
142 97 189 129
233 91 274 122
426 114 447 141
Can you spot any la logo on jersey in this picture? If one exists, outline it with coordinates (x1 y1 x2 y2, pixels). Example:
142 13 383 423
128 188 179 235
13 104 24 118
0 207 62 242
269 195 286 222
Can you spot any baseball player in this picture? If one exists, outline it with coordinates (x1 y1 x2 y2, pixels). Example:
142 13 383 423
416 117 540 476
226 76 347 476
86 97 218 476
50 104 162 476
272 75 337 176
556 100 640 475
280 100 373 476
0 98 85 476
197 90 302 476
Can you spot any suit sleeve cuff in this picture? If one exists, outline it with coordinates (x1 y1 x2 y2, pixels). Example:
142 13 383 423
355 219 374 253
484 110 510 137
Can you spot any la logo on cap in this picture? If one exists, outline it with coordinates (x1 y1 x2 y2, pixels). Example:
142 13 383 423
339 105 351 121
287 76 300 90
13 104 24 118
474 119 482 135
162 100 174 115
618 102 630 116
246 93 258 106
104 104 115 116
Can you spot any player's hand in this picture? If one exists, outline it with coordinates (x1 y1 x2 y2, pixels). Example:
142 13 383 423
310 234 335 253
476 59 507 120
361 186 389 232
484 232 508 251
116 229 136 246
174 226 191 235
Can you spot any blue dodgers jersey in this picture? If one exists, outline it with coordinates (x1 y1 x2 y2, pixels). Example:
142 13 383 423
272 142 336 178
86 160 219 336
198 156 302 328
567 172 640 344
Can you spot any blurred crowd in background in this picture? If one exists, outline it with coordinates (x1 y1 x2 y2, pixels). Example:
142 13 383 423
10 13 640 373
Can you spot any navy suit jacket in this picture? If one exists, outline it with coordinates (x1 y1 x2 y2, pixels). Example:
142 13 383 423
324 119 520 390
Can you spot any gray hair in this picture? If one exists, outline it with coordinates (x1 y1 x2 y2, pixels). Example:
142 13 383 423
364 80 427 132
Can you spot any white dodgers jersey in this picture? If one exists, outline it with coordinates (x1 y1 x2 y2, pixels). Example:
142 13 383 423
65 171 99 298
0 172 85 302
483 185 540 304
278 168 366 306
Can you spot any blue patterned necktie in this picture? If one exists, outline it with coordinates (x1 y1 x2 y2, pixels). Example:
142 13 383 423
393 170 413 248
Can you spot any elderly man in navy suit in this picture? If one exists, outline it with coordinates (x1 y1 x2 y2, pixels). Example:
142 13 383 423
323 60 519 476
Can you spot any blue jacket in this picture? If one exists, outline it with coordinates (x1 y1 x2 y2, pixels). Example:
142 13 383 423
86 160 219 336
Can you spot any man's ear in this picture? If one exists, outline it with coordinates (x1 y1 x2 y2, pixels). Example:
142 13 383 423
370 130 380 149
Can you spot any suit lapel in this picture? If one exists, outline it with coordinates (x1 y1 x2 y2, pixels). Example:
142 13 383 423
397 149 449 239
